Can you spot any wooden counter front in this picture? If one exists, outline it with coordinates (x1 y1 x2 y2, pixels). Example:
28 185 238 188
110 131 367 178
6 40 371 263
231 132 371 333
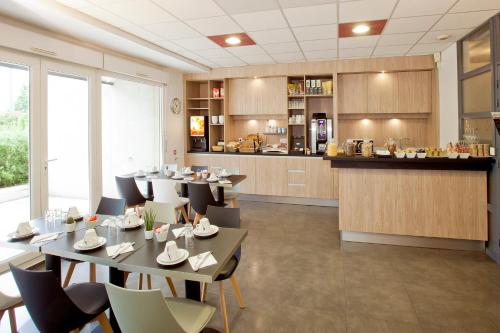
339 168 487 241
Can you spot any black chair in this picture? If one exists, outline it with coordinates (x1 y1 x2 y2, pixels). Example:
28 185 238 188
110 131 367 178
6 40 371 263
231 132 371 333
191 165 209 172
187 182 224 225
96 197 126 216
9 264 112 333
201 206 245 333
115 176 152 212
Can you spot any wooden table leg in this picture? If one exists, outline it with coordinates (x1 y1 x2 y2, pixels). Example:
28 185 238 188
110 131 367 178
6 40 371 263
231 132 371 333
108 267 124 333
180 183 189 223
45 254 61 283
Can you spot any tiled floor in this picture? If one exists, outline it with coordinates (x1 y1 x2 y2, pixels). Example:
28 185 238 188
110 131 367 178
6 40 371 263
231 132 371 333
3 201 500 332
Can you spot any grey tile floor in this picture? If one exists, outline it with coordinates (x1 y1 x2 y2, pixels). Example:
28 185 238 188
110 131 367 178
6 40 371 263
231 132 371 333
3 201 500 332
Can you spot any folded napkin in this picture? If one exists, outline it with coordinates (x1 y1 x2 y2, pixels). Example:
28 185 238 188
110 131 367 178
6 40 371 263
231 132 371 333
218 180 232 184
106 242 134 257
172 227 186 238
188 252 217 271
29 232 60 244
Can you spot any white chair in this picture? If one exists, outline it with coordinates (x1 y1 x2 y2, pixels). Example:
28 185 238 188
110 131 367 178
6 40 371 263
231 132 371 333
105 283 215 333
165 164 178 172
0 291 22 333
220 167 240 208
152 178 190 222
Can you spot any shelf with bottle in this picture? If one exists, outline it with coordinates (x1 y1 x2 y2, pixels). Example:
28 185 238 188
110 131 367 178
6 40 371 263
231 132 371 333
304 77 333 96
288 99 305 109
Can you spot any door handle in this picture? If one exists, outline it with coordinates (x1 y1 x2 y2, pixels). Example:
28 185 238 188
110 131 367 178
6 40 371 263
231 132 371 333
46 158 58 163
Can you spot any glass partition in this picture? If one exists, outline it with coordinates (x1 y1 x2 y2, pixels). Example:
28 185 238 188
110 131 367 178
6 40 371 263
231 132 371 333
462 24 491 73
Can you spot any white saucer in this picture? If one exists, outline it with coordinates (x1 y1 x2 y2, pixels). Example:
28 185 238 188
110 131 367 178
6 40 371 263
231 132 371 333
73 237 106 251
193 225 219 237
171 176 184 180
219 173 231 178
156 249 189 266
184 176 195 181
206 178 218 183
8 228 39 240
120 219 144 229
182 171 194 175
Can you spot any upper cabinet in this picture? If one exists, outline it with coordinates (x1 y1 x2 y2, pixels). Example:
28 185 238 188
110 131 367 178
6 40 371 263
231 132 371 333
338 74 367 114
367 73 398 113
398 71 431 113
228 77 286 115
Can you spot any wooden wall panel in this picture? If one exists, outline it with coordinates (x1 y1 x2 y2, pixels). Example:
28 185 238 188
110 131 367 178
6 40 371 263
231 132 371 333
338 73 367 114
398 71 432 113
227 77 286 115
255 157 287 196
367 73 399 113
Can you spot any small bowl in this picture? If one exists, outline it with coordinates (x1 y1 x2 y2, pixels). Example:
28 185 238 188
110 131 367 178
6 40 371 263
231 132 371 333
459 153 470 159
447 152 459 159
405 152 416 158
417 152 427 159
395 152 405 158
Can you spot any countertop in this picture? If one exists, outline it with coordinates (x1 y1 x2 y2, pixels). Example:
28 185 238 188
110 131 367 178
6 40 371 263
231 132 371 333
187 151 324 158
323 155 496 171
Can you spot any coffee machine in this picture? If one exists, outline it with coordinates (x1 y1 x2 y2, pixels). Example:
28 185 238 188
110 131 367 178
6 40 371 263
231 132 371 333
190 115 208 152
310 113 333 155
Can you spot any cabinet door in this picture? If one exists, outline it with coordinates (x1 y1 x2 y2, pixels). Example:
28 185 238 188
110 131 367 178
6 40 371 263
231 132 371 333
338 74 368 114
255 157 287 196
228 79 248 115
398 71 431 113
228 77 286 115
185 154 210 168
367 73 398 113
306 158 335 199
286 157 306 197
239 156 256 194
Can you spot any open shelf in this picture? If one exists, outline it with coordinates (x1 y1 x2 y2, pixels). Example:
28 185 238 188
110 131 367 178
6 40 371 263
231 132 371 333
305 94 333 97
188 107 208 110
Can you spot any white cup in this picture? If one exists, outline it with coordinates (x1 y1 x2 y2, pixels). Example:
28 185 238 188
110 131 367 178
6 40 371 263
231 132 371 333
201 171 209 179
83 229 99 247
164 240 180 260
211 116 218 124
124 212 140 226
218 115 224 124
155 224 169 242
68 206 79 219
198 217 211 232
16 222 32 236
166 169 174 177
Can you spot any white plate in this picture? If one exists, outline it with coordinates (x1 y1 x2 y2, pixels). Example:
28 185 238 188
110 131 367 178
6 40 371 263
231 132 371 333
171 176 184 180
206 178 218 183
182 171 194 175
156 249 189 266
8 228 39 240
193 225 219 237
120 219 144 229
73 237 106 251
184 176 195 181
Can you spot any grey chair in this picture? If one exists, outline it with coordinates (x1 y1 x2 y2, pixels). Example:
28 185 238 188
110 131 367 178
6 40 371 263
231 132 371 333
187 182 224 225
201 206 245 333
115 176 152 214
105 283 215 333
0 291 22 333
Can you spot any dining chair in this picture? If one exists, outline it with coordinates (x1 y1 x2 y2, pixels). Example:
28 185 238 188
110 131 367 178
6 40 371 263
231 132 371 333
115 176 152 214
201 206 245 333
9 264 112 333
187 182 224 225
0 291 23 333
105 283 215 333
191 165 209 172
152 178 190 222
213 167 240 208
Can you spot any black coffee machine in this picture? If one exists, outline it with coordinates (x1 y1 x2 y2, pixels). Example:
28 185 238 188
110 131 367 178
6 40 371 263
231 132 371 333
190 115 208 152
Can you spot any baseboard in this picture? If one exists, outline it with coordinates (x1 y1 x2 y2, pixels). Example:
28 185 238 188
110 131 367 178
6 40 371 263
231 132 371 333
239 194 338 207
341 231 485 251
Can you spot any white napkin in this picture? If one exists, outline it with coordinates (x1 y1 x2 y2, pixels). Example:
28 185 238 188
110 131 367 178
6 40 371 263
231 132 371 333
29 232 60 244
101 218 113 227
188 252 217 271
106 242 134 257
172 227 186 238
218 180 232 184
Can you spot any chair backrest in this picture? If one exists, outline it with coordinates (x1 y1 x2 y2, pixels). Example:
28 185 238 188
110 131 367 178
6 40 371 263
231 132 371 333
9 264 84 332
115 176 146 207
152 178 182 206
96 197 126 216
191 165 209 172
187 182 218 215
105 283 184 333
206 206 241 259
144 201 176 224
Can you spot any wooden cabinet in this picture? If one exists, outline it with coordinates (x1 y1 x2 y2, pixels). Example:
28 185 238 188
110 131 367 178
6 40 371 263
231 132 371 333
239 156 256 194
185 154 210 168
255 157 287 196
306 158 336 199
367 73 398 113
338 74 368 114
286 157 306 197
228 77 287 115
398 71 431 113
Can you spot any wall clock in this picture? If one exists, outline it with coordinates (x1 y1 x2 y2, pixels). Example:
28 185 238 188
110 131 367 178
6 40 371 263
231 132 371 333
170 97 181 114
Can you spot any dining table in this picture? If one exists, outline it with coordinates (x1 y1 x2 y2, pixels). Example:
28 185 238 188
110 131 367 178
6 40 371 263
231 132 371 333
1 215 247 333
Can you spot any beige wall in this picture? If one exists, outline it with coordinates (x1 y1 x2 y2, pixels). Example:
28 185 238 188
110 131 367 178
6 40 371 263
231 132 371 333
164 70 185 167
438 43 460 146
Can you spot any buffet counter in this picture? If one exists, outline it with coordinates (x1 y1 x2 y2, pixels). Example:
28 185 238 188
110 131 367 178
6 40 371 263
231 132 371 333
324 156 495 246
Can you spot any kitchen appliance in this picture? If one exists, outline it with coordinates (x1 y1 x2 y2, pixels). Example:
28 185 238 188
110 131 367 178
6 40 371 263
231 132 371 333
291 136 305 154
190 116 208 152
347 138 374 155
310 113 333 154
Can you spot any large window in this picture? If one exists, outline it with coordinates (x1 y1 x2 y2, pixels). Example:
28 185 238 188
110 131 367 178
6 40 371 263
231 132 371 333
101 76 162 197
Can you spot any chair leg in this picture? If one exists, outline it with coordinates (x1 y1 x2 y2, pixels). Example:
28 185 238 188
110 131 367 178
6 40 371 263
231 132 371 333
147 274 152 290
193 213 203 226
201 282 208 302
229 275 245 309
7 308 17 333
89 263 96 283
138 273 143 290
123 271 129 287
0 310 4 321
96 313 113 333
179 207 189 224
165 277 177 297
63 262 77 288
219 282 230 333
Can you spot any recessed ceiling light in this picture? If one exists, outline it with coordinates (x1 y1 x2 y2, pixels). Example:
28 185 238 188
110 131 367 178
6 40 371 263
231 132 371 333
225 37 241 45
436 34 450 41
352 24 370 34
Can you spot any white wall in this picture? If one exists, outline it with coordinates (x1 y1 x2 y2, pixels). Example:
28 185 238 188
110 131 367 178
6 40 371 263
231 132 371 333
438 43 460 146
163 70 185 167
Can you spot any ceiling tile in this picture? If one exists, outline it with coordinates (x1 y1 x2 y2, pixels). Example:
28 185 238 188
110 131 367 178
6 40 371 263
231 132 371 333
78 6 133 28
232 10 288 31
101 0 176 25
144 21 201 40
193 48 233 60
249 29 295 44
432 11 499 30
212 56 247 67
261 41 301 54
186 16 243 36
339 0 397 23
373 44 412 56
378 32 424 46
120 25 164 42
451 0 500 13
271 52 305 63
56 0 93 9
300 39 337 51
383 15 441 34
226 45 265 56
338 47 373 58
154 40 187 53
279 0 336 9
174 37 220 50
283 4 337 27
239 54 275 65
293 24 338 41
408 42 452 54
392 0 455 18
179 51 218 67
153 0 225 20
339 35 379 49
420 29 471 44
214 0 280 14
305 49 337 60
